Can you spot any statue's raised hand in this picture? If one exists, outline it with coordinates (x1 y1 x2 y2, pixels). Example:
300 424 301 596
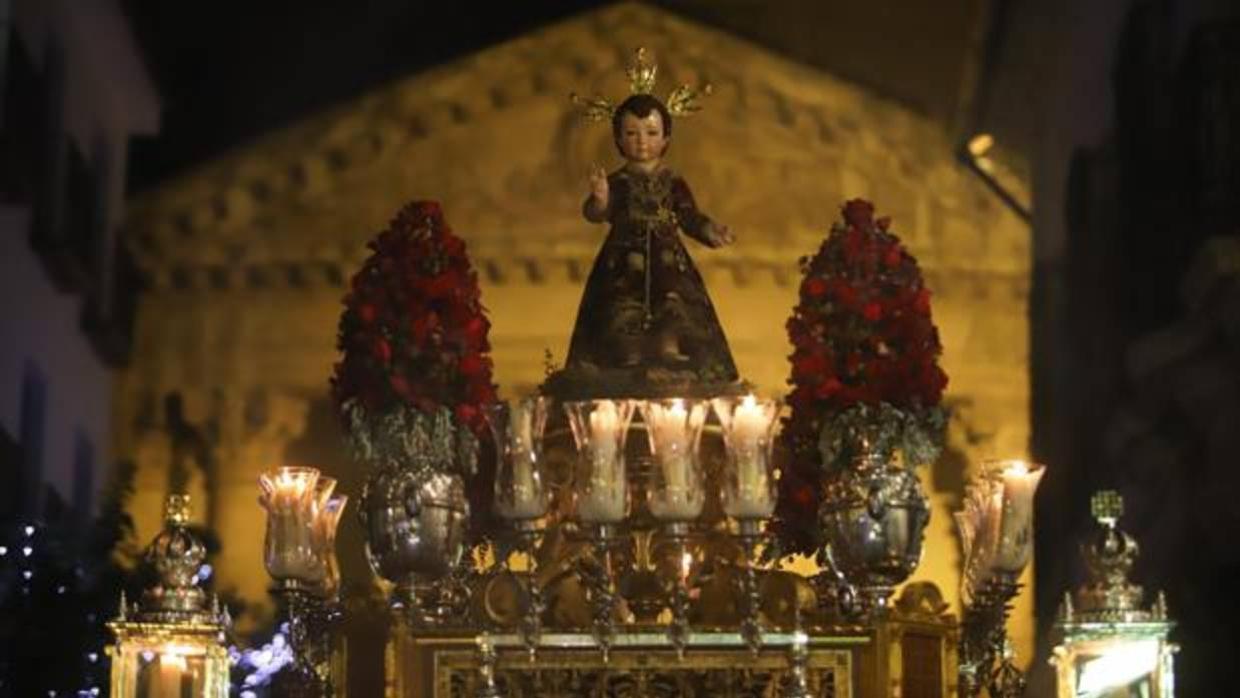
588 165 609 209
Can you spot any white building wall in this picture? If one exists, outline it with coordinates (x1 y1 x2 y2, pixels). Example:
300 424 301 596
0 206 113 515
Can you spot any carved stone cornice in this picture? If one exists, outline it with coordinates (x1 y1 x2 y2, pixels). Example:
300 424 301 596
139 252 1029 296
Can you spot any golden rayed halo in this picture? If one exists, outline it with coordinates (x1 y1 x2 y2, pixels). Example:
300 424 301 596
569 47 713 122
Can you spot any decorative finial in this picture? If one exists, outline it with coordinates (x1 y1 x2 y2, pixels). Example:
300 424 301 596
137 494 211 622
626 47 658 95
119 590 129 621
570 47 713 122
1090 490 1122 526
1071 489 1166 623
568 93 615 123
164 494 192 526
665 82 713 117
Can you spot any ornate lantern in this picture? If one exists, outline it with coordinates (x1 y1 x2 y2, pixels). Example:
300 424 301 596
1050 491 1176 698
106 495 230 698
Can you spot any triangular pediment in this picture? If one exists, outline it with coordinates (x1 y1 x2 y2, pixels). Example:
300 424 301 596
124 1 1027 292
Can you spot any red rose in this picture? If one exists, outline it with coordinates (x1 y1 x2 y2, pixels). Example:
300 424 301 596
357 303 377 325
455 402 478 425
411 311 440 343
842 199 875 228
467 381 496 405
802 277 828 299
424 269 458 299
390 374 412 399
371 336 392 363
833 280 857 307
458 353 487 377
464 315 489 346
814 377 842 399
862 302 882 322
413 200 443 224
441 234 466 259
913 288 931 315
883 245 902 269
793 352 827 378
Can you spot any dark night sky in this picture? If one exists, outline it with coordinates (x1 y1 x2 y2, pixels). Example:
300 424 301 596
120 1 610 192
118 1 985 194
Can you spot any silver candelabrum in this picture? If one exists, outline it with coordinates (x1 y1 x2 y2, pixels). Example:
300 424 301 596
258 467 349 697
955 460 1045 698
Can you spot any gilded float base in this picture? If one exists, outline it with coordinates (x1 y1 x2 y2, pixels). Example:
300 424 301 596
384 582 959 698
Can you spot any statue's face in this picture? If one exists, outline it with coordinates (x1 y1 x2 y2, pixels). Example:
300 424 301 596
617 111 668 165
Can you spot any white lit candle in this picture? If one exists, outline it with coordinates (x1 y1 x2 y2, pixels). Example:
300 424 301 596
571 400 632 524
504 400 546 519
502 454 544 519
258 466 321 581
488 399 549 521
993 460 1045 574
642 399 707 521
655 400 691 492
589 401 619 469
715 396 779 519
153 647 188 698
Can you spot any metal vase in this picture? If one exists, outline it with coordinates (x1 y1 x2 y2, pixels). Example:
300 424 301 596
819 451 929 617
359 464 470 625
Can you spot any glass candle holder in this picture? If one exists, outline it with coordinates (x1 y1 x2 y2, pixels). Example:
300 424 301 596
313 493 347 597
565 399 635 525
485 397 551 521
639 399 708 522
259 466 322 585
988 459 1045 575
712 395 781 520
957 459 1046 603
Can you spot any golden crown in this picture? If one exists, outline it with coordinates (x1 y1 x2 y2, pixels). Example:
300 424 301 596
569 47 713 122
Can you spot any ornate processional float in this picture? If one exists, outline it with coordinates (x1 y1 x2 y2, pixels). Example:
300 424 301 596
104 48 1173 698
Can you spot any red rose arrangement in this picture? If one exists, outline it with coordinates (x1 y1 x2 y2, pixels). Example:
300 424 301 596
330 200 497 457
774 199 948 557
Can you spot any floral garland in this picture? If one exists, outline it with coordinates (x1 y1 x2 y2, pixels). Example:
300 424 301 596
330 200 497 479
774 199 948 557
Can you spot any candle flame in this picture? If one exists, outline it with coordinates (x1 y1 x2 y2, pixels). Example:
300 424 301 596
1003 460 1029 475
158 642 203 662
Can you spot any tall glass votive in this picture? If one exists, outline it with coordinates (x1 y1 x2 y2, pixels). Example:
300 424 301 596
313 492 347 597
259 466 322 587
987 459 1045 576
712 395 782 521
565 399 636 526
485 397 551 522
639 399 708 522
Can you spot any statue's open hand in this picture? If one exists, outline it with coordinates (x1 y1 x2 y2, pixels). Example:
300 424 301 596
588 165 609 207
